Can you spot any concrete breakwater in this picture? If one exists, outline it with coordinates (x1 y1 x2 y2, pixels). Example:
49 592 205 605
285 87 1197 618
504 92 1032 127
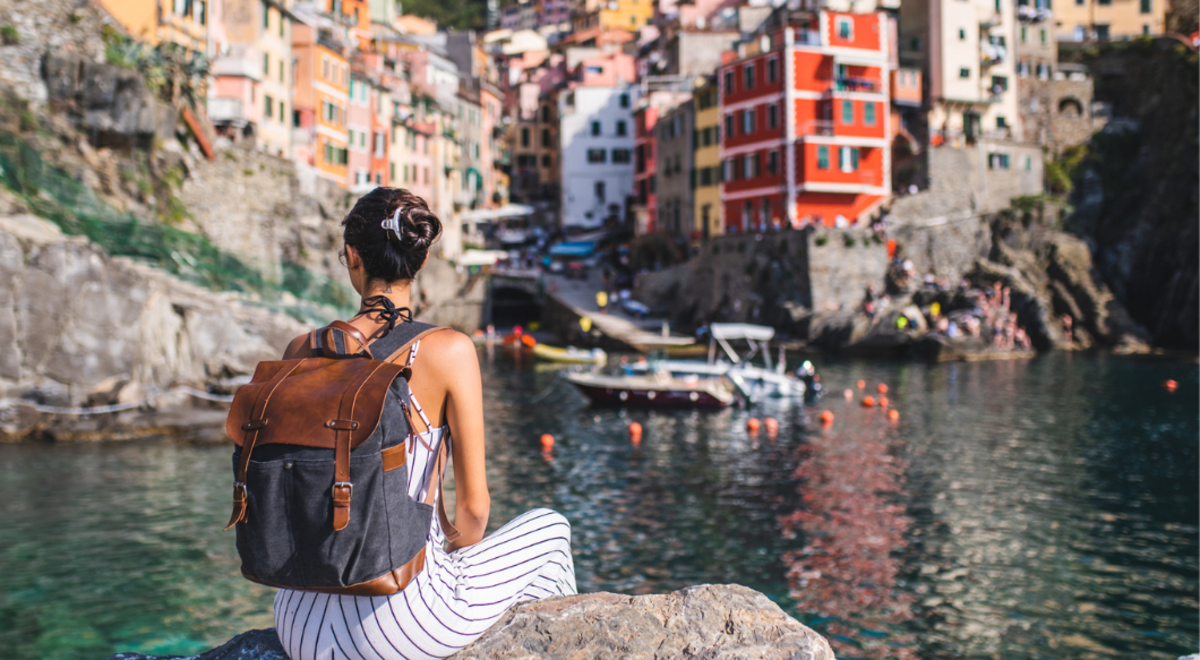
98 585 835 660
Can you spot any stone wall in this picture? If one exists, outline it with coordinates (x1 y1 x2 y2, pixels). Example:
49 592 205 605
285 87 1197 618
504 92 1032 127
889 139 1043 223
633 226 888 331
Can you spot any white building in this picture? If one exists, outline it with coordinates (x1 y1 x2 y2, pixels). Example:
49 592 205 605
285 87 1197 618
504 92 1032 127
900 0 1021 143
558 85 639 228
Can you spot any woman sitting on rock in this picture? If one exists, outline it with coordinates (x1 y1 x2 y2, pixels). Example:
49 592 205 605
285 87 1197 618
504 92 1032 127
273 187 576 660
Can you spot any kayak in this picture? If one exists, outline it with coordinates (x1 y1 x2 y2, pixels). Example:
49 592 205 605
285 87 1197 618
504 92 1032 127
533 344 607 364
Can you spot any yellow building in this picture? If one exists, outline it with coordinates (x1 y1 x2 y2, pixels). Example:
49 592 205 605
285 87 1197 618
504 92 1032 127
692 79 722 240
573 0 654 31
1053 0 1167 40
97 0 210 51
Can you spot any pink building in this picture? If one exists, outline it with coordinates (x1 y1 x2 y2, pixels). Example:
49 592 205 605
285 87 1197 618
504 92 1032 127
348 74 374 191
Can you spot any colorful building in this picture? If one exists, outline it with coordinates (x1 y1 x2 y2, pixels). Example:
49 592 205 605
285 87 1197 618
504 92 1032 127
718 9 892 231
348 73 374 190
97 0 211 52
1051 0 1166 40
573 0 656 32
293 9 351 185
691 77 723 240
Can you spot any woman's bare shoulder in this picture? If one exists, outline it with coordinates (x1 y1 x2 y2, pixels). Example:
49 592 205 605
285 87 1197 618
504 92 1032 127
419 328 477 363
282 333 311 359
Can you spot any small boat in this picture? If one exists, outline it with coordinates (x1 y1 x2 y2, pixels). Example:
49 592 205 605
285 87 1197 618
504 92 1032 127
562 370 736 408
533 344 607 364
623 323 812 400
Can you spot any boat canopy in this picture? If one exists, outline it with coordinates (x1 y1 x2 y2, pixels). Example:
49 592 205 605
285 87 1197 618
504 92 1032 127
548 241 597 257
710 323 775 341
459 203 535 222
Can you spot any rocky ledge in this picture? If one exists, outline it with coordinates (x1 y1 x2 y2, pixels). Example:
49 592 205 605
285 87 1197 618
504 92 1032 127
101 584 834 660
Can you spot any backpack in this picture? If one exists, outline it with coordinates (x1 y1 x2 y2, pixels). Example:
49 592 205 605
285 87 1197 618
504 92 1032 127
223 320 459 596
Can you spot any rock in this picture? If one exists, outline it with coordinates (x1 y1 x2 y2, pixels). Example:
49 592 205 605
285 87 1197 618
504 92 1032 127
97 585 835 660
453 584 834 660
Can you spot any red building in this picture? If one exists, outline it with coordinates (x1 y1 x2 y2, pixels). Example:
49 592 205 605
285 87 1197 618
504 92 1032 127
718 9 891 231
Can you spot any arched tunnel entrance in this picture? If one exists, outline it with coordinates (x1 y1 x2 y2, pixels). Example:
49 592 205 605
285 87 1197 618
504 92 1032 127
489 285 542 329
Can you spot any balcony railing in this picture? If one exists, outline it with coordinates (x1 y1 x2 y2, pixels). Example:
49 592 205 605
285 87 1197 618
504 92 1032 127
208 98 246 124
799 120 835 136
793 29 820 46
834 77 881 93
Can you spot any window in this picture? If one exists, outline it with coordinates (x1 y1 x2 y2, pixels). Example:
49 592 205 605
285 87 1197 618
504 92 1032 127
541 129 550 147
817 146 830 169
724 70 734 95
1037 63 1050 79
541 106 550 122
616 120 627 136
700 167 713 186
196 0 206 24
542 154 552 167
262 1 270 28
722 159 733 182
725 114 734 139
595 181 606 202
837 18 852 40
768 103 778 129
280 60 285 83
864 102 876 126
742 108 755 134
910 36 921 50
280 7 285 35
1024 156 1032 171
841 100 854 125
838 146 859 172
264 94 274 119
587 149 607 163
280 100 285 121
612 149 631 163
521 127 530 147
1095 24 1110 39
619 94 630 108
263 53 270 75
959 67 971 79
744 153 757 178
991 75 1008 92
996 116 1007 128
959 28 966 40
988 153 1011 169
767 58 778 83
767 150 778 176
1021 26 1027 42
744 63 755 89
1017 61 1030 77
591 121 601 136
743 201 753 227
1140 0 1151 12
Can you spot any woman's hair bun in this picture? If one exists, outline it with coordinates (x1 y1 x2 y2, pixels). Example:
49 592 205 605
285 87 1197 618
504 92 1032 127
342 187 442 283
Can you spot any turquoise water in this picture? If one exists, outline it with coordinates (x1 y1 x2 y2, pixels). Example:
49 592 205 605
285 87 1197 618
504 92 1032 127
0 352 1195 659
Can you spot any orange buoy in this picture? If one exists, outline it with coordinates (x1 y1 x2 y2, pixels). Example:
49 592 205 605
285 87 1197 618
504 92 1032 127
887 409 900 422
878 396 889 408
764 417 779 435
746 418 761 433
843 388 854 400
521 334 537 347
628 422 643 446
1164 379 1178 393
877 383 889 394
819 410 835 426
539 434 554 450
856 380 866 390
861 395 876 407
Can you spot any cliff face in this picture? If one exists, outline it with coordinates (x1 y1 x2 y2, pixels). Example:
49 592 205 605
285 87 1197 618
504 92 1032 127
1066 39 1199 349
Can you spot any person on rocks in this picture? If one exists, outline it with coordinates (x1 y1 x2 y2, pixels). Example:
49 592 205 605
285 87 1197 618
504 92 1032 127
274 188 576 660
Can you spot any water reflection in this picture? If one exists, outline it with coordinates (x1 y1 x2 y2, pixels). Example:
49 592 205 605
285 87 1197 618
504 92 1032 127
779 406 916 659
0 353 1194 660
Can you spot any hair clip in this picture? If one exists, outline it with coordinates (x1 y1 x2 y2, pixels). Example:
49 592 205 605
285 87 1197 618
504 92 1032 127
381 208 401 241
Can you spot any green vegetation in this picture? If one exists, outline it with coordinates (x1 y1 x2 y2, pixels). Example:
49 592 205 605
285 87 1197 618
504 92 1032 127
0 24 19 45
400 0 486 31
102 27 210 111
842 234 856 248
814 235 828 247
1044 143 1089 195
0 129 355 322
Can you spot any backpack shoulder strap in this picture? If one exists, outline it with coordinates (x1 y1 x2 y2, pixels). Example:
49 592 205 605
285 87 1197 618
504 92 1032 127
382 326 451 366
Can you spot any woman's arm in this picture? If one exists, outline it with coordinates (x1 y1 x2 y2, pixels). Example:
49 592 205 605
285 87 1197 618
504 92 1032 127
433 331 490 551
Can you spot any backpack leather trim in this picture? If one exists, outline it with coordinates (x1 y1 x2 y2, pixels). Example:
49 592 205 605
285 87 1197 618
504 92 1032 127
242 544 427 597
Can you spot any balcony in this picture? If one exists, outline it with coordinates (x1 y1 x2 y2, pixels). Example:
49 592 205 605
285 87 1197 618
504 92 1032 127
1017 5 1051 22
834 76 882 93
793 29 820 46
208 98 248 125
799 120 835 136
980 41 1007 67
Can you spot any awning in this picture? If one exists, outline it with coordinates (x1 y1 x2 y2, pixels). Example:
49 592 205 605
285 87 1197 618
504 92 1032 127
459 203 535 221
710 323 775 341
456 249 509 266
548 241 597 257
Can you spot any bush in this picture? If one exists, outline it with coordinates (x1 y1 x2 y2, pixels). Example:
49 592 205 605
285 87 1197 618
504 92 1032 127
0 25 19 46
843 234 857 248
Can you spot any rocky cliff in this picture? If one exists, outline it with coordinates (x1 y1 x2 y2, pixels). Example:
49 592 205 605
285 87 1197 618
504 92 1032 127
1064 38 1199 349
98 584 835 660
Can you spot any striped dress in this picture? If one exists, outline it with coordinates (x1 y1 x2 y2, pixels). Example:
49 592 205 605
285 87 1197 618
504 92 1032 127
273 349 577 660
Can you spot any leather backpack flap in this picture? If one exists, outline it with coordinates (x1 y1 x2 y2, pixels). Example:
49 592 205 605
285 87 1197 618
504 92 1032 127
226 358 406 450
